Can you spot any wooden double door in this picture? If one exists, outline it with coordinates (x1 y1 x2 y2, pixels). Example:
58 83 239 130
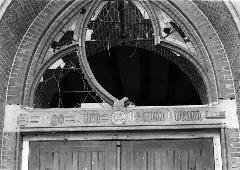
29 139 215 170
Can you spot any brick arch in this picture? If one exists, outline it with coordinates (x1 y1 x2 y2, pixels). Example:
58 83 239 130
6 0 93 105
5 0 72 104
6 0 233 106
23 0 93 106
165 0 235 100
0 0 50 104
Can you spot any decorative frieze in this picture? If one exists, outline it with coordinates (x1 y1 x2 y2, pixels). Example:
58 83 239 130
16 106 226 128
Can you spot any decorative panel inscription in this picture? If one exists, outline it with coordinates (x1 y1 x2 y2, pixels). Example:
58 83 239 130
135 111 165 123
174 111 202 121
17 106 225 128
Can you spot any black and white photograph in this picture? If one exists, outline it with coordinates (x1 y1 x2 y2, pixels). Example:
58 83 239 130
0 0 240 169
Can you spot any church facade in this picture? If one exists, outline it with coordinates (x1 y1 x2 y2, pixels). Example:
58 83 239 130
1 0 240 169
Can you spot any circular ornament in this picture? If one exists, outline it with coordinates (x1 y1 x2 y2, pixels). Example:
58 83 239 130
17 114 29 127
111 110 127 125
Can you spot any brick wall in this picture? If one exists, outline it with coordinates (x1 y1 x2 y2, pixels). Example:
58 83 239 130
0 1 49 169
193 0 240 114
170 0 235 101
226 128 240 170
6 0 73 105
191 2 240 168
189 2 240 169
0 0 49 102
0 132 17 170
0 103 4 155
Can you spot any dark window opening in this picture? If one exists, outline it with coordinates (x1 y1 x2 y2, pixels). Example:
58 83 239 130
34 51 103 108
88 46 202 106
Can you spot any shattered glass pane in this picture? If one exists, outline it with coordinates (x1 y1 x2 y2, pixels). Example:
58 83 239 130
156 10 197 55
34 51 104 108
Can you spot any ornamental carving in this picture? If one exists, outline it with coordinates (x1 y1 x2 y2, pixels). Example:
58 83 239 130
17 114 29 127
16 106 226 128
111 110 127 125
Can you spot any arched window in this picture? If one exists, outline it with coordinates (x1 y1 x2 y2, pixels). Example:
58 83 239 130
34 0 208 108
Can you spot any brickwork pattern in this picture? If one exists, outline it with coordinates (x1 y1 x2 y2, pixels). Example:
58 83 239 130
0 103 4 153
192 0 240 117
0 132 17 170
171 0 235 100
226 128 240 170
156 0 219 103
0 0 49 103
191 3 240 167
0 1 49 169
6 0 69 105
6 0 74 105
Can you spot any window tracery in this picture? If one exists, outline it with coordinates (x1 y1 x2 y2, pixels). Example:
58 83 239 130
34 0 206 108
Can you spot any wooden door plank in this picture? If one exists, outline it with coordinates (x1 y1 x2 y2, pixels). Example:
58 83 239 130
202 142 208 170
189 149 196 170
121 141 133 170
167 150 174 170
98 152 104 170
140 151 147 170
147 151 154 170
53 152 60 170
121 139 215 170
161 149 168 170
181 151 188 170
92 152 98 170
59 152 65 170
195 147 202 170
174 150 181 170
72 152 78 170
203 139 215 170
46 152 54 170
135 151 141 170
28 141 117 170
65 152 73 170
29 143 40 170
154 150 162 170
29 139 215 170
105 141 117 170
40 151 47 170
84 152 91 170
79 152 85 170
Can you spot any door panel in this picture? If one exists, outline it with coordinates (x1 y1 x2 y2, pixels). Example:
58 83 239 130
29 139 215 170
121 139 215 170
29 141 117 170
